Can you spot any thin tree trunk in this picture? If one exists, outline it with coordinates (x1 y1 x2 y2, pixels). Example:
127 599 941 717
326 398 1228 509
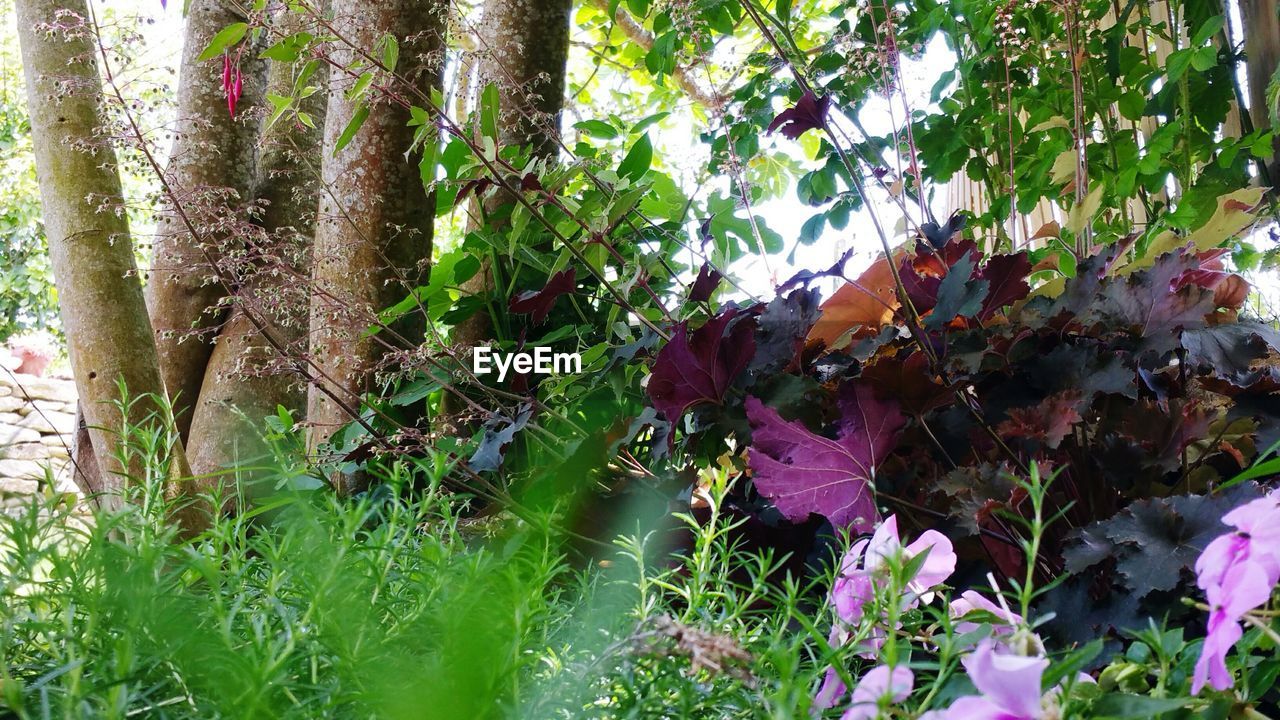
16 0 190 510
146 0 264 442
306 0 444 493
1242 0 1280 182
449 0 572 349
185 9 327 489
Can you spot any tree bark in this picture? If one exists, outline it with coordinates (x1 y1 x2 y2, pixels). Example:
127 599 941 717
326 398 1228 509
185 9 327 488
146 0 264 442
449 0 572 351
1241 0 1280 181
16 0 190 510
306 0 444 493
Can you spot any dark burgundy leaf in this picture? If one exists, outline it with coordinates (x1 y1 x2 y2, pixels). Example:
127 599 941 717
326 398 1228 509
977 252 1032 320
689 263 723 302
745 288 822 381
997 389 1084 450
746 382 905 530
919 212 967 250
509 268 576 324
860 351 952 416
766 91 831 139
778 247 854 292
647 309 756 422
1088 250 1214 351
1182 322 1280 386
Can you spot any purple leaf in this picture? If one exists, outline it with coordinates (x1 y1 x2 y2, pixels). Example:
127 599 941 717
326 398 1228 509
767 91 831 140
689 263 722 302
509 268 576 324
647 309 756 422
746 383 905 530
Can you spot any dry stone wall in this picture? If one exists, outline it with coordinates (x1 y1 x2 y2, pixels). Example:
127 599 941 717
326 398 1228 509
0 370 79 510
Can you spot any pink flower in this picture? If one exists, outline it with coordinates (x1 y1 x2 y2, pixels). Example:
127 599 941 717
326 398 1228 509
1196 494 1280 592
949 590 1021 637
841 665 914 720
222 53 243 117
831 516 957 625
817 516 955 710
1192 559 1273 693
1190 491 1280 694
921 639 1048 720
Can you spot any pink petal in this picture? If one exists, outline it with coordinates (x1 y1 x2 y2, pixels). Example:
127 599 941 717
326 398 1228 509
961 640 1047 719
950 590 1021 636
905 529 957 589
1192 619 1242 694
814 664 848 712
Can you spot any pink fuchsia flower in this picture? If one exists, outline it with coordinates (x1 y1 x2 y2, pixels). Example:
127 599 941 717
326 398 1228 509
920 639 1049 720
222 53 243 116
841 665 914 720
1192 559 1273 693
949 590 1021 637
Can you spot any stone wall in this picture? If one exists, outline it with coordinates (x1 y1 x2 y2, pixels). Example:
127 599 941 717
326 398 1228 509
0 371 79 509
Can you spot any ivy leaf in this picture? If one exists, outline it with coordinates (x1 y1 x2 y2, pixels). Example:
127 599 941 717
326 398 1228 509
766 91 831 140
469 403 534 472
509 268 576 324
745 382 905 530
647 309 756 422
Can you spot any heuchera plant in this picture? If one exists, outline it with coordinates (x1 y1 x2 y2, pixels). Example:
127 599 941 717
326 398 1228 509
642 188 1280 650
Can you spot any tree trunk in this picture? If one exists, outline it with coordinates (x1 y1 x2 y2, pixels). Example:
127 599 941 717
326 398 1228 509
185 9 327 489
16 0 190 510
1242 0 1280 182
449 0 572 349
306 0 444 493
146 0 264 442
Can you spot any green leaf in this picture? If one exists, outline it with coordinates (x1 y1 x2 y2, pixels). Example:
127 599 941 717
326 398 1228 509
1065 183 1105 235
1041 639 1103 689
333 105 369 154
1190 45 1218 72
574 120 618 139
346 71 374 102
618 134 653 182
480 83 500 142
800 214 825 245
197 22 248 62
260 32 312 62
381 35 399 73
1117 91 1145 121
1090 694 1189 718
1191 14 1225 46
1166 48 1194 82
645 32 677 76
